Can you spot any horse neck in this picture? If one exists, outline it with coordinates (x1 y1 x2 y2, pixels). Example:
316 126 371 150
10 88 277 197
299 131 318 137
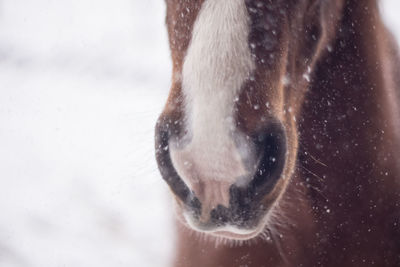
297 0 400 244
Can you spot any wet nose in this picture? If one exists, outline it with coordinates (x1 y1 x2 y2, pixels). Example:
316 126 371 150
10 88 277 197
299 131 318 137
155 115 286 228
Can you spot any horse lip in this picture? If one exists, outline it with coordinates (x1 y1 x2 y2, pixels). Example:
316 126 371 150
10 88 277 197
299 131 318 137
182 208 265 240
209 228 263 240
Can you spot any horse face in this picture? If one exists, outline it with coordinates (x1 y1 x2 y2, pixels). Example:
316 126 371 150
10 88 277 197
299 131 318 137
156 0 344 240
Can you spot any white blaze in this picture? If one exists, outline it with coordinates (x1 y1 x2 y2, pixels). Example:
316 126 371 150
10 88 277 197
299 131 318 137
170 0 255 208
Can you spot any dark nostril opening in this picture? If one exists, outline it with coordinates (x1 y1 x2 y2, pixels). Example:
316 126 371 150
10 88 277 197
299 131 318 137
251 123 286 191
229 123 287 212
155 115 201 217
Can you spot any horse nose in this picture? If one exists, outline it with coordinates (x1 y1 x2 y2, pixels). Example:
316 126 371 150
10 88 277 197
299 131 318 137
156 114 287 229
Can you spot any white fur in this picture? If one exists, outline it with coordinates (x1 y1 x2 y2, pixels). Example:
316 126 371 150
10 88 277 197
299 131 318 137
170 0 255 209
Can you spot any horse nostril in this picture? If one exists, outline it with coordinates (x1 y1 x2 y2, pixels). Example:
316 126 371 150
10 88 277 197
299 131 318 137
155 115 202 217
251 123 287 193
203 123 288 229
229 123 287 209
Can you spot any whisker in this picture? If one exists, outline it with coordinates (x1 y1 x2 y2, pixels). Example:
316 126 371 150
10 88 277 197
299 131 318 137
306 152 328 167
300 165 324 182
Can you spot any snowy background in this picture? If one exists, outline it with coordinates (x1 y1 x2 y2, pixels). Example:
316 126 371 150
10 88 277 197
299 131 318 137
0 1 399 266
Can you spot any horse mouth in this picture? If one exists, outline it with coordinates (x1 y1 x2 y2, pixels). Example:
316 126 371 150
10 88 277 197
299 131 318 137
210 229 262 240
180 208 267 240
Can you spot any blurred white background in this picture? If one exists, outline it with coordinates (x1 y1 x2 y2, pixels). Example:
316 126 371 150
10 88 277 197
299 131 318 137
0 1 398 266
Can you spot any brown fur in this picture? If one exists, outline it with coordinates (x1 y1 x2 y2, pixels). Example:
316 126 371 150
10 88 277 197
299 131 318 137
157 0 400 266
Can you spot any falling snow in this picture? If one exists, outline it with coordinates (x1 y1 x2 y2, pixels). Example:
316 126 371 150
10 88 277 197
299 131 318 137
0 1 400 267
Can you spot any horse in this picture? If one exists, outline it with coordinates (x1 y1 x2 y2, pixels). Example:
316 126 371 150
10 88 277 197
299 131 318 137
155 0 400 266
